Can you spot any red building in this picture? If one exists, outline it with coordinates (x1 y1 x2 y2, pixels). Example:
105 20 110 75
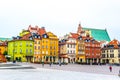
84 36 101 64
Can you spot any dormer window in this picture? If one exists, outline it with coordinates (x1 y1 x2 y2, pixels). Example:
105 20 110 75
43 34 47 38
38 36 40 39
17 36 19 39
29 37 33 40
35 36 37 38
85 39 88 42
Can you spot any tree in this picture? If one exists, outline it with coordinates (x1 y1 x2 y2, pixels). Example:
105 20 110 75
3 51 10 61
3 51 8 56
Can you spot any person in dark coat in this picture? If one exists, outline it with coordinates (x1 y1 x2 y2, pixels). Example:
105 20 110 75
49 62 52 67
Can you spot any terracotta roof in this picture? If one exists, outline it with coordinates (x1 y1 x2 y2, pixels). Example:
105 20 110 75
31 28 37 30
108 39 119 48
70 33 79 39
21 33 32 40
38 28 46 35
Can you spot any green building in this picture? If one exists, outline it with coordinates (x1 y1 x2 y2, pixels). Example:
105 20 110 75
83 28 111 42
8 40 34 62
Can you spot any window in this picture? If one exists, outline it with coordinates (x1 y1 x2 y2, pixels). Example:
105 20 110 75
68 50 69 53
20 42 22 47
102 50 105 53
110 54 114 58
46 51 48 54
20 49 22 54
15 43 17 47
46 46 48 49
30 43 32 47
38 41 40 44
73 45 75 48
71 50 72 53
102 54 106 58
67 44 69 48
26 42 28 47
44 35 47 38
38 46 40 49
35 36 37 38
118 54 120 58
42 46 44 49
29 37 33 40
73 50 75 53
26 49 28 53
79 37 82 40
30 49 32 54
35 46 37 49
38 36 40 39
110 49 114 52
35 41 37 44
118 50 120 54
42 51 44 54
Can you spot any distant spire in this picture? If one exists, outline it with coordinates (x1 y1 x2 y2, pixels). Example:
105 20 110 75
79 21 81 26
77 22 82 34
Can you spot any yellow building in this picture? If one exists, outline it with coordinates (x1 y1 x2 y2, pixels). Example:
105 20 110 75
76 36 85 63
34 38 41 62
19 29 30 37
33 32 59 63
47 32 59 63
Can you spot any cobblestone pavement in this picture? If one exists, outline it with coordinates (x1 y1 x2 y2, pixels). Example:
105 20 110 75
0 62 119 80
17 62 120 75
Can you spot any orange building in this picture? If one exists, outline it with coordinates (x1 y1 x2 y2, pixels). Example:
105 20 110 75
0 41 7 62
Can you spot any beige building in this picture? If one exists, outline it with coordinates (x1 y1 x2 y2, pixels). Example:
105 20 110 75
101 39 120 64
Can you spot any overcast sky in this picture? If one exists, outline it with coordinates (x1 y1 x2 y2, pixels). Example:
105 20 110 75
0 0 120 40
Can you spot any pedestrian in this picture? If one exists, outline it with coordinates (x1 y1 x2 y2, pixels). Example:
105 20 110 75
59 60 61 66
118 70 120 77
42 61 44 67
109 66 112 72
49 62 52 67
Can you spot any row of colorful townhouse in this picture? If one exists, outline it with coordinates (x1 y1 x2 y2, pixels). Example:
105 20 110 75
7 25 59 63
0 24 120 64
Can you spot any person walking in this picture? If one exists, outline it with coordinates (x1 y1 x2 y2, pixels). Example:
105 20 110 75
42 61 44 67
109 66 112 72
118 70 120 77
49 62 52 67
